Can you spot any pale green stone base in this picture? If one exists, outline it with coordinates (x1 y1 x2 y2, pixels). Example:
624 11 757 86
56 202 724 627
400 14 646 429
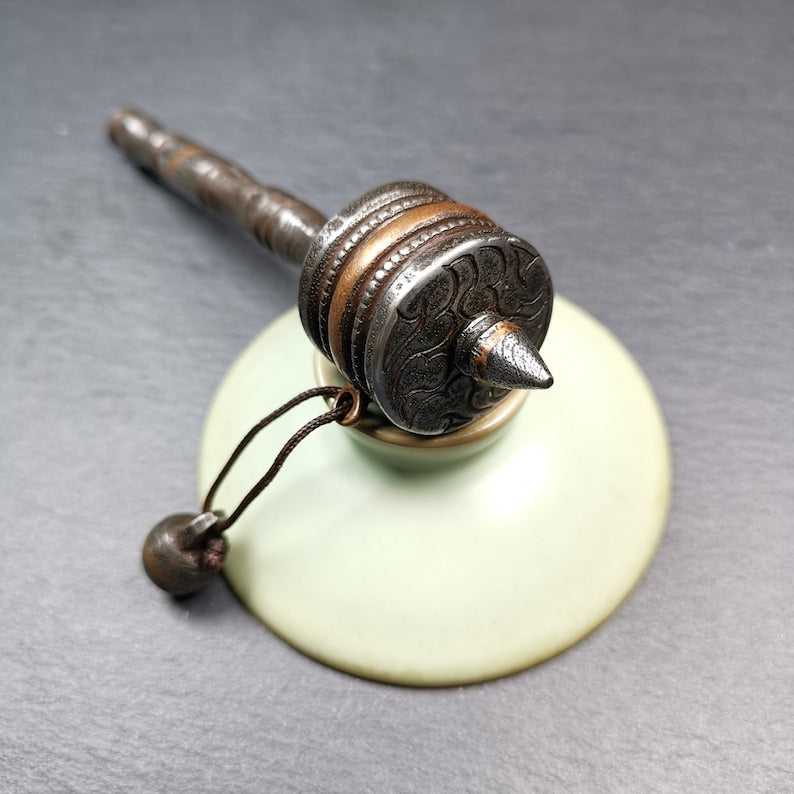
198 297 672 686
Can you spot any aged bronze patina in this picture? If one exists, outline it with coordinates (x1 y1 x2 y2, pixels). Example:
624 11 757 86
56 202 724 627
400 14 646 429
109 108 554 437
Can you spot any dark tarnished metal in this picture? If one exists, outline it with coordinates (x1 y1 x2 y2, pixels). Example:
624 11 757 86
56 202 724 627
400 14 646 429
109 109 554 436
142 512 227 595
301 184 553 434
108 108 325 263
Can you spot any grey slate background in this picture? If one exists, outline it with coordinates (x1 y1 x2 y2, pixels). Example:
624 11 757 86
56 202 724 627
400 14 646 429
1 0 792 791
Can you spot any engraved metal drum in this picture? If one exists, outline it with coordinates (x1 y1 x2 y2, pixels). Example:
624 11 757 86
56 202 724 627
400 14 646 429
299 182 553 434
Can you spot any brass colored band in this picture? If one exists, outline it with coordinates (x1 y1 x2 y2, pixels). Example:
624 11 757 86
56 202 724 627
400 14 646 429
309 186 449 358
472 320 524 377
161 143 204 181
326 201 486 376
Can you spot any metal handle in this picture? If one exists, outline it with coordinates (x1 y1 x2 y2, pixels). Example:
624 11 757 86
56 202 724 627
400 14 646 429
107 108 327 265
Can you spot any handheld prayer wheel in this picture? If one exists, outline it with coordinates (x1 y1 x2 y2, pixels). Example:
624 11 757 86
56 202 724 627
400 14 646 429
109 109 554 435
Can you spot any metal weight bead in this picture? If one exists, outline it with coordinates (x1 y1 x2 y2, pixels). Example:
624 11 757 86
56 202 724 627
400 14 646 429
109 109 554 436
142 512 227 595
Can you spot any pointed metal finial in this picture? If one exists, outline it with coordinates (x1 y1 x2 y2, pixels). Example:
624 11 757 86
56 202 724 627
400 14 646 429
457 314 553 390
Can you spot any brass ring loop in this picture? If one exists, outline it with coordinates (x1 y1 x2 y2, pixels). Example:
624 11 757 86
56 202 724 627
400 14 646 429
334 383 366 426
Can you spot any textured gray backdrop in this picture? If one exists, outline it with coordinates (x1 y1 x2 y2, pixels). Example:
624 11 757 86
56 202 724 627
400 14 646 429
1 0 791 791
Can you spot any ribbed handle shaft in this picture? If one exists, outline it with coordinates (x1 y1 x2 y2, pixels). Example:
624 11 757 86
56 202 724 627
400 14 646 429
107 108 327 265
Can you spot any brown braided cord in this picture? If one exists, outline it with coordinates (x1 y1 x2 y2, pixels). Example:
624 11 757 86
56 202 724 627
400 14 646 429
202 386 352 532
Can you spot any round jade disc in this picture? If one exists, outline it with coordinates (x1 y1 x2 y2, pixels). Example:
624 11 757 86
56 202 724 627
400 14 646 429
198 297 672 686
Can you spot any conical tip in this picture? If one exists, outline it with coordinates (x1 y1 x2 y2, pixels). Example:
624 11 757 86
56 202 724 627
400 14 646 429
457 316 553 391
